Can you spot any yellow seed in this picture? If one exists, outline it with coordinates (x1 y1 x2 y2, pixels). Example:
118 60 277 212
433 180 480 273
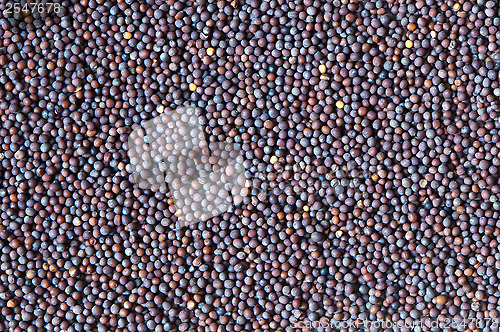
207 47 215 56
318 64 327 74
270 156 278 164
157 105 165 113
336 100 345 109
320 74 330 80
419 179 428 188
405 40 413 48
69 267 79 277
124 32 132 40
303 205 310 212
453 3 461 10
335 230 343 237
430 31 437 38
189 83 197 91
72 217 82 226
26 270 36 279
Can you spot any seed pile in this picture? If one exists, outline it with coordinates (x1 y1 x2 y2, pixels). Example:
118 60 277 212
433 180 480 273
1 0 500 331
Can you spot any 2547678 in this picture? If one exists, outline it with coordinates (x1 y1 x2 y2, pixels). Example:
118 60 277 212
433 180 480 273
4 1 61 14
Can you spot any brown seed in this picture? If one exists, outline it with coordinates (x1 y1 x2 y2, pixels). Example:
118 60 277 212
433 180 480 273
193 258 202 267
435 295 447 305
